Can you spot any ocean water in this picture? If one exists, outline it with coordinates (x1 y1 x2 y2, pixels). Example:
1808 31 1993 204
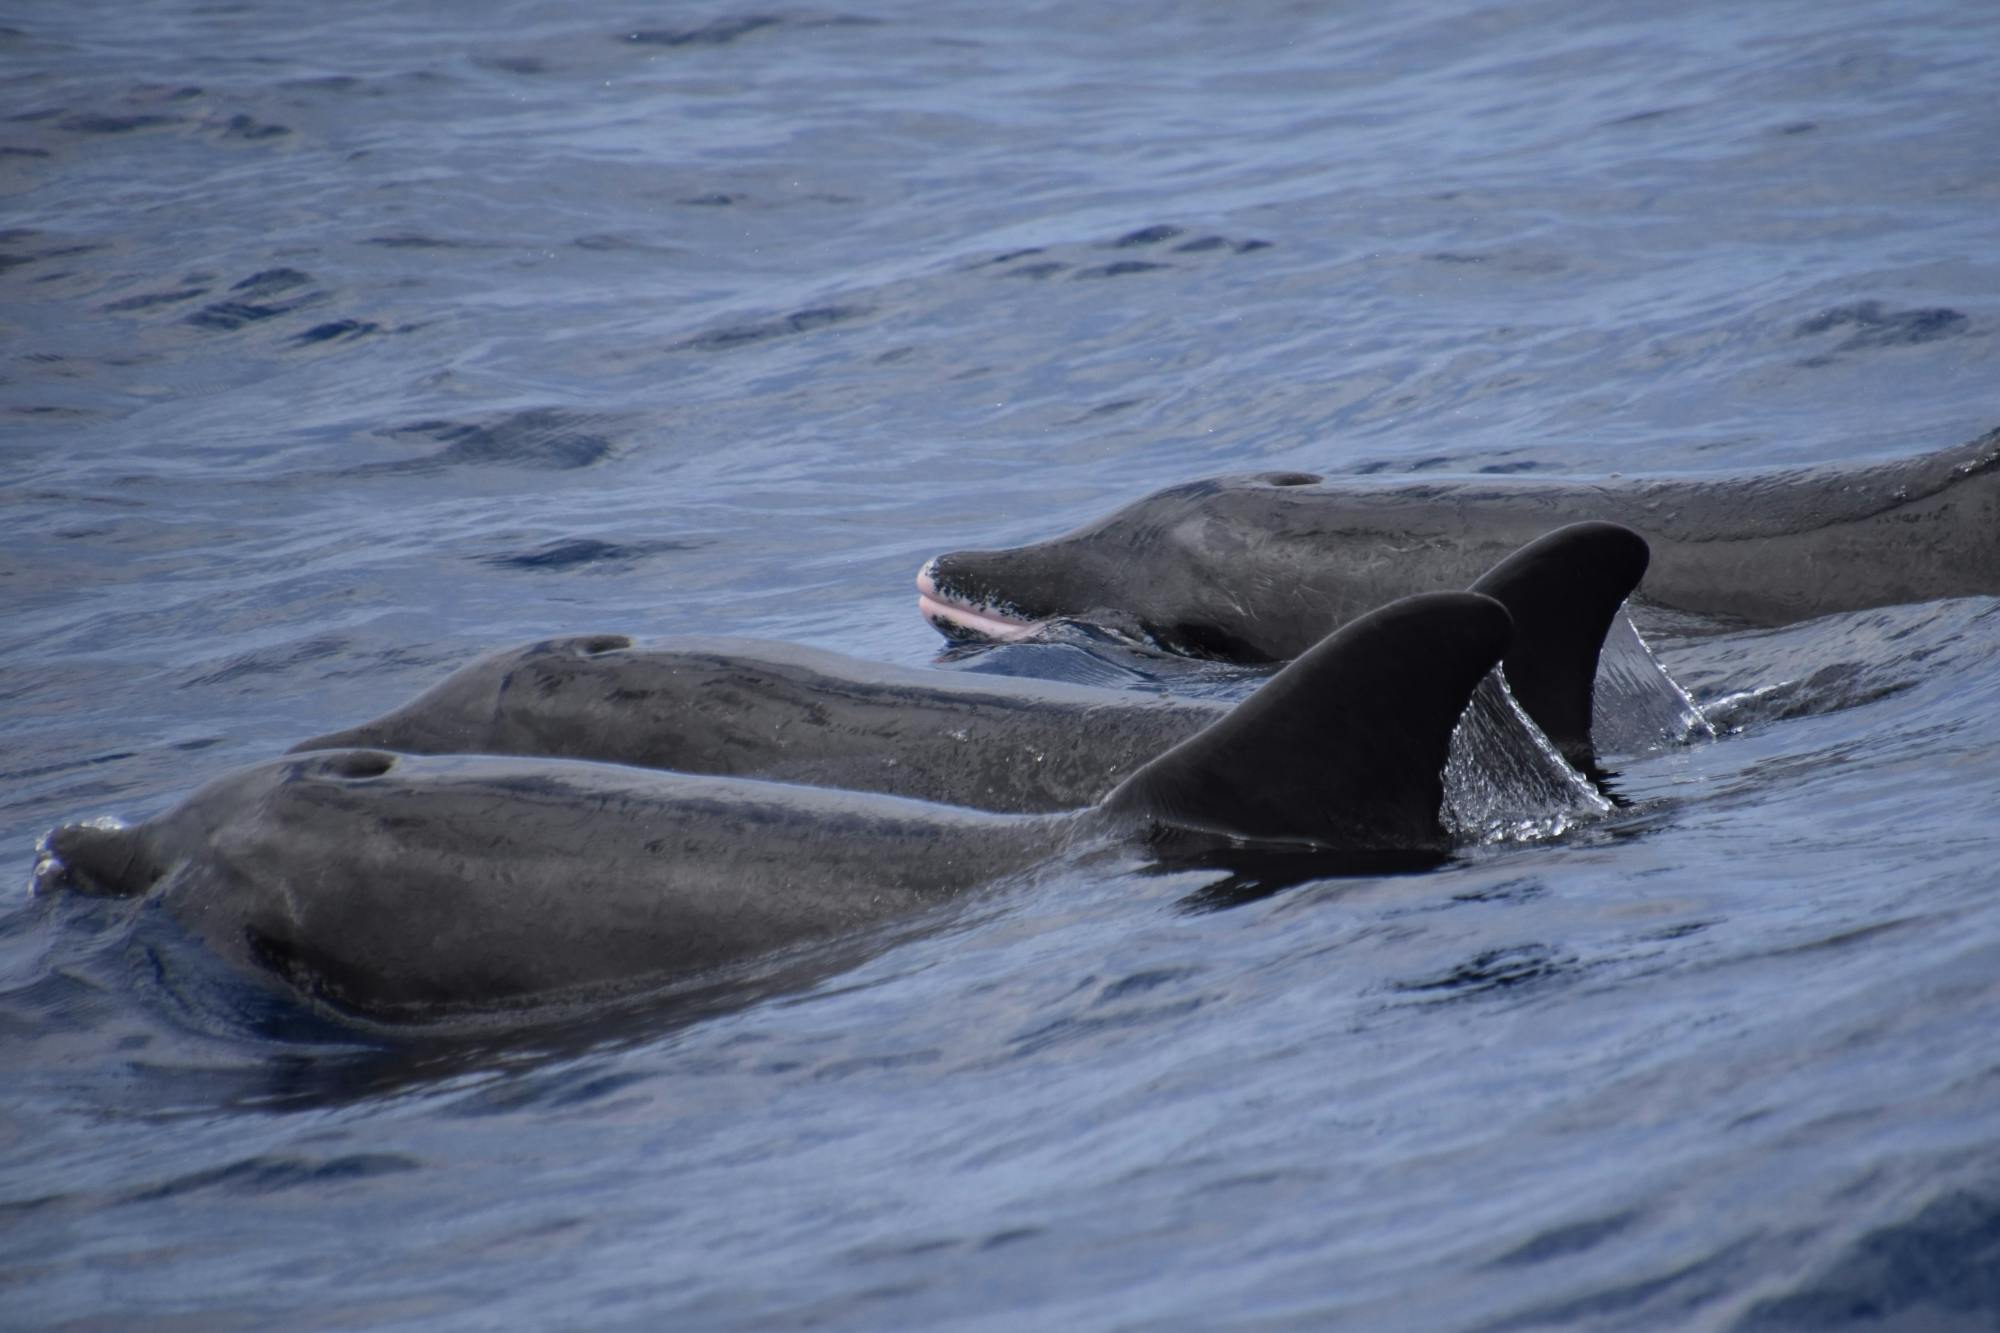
5 0 2000 1327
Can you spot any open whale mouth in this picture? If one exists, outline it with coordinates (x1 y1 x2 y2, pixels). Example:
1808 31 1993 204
916 559 1043 642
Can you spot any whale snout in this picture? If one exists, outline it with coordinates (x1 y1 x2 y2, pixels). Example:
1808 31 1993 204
916 556 1043 642
35 818 161 899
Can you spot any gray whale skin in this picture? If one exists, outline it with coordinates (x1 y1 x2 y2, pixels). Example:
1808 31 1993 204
39 593 1510 1021
920 426 2000 663
292 521 1648 792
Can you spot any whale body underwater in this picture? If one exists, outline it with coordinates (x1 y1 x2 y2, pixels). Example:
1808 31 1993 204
918 427 2000 663
293 522 1649 796
40 594 1512 1020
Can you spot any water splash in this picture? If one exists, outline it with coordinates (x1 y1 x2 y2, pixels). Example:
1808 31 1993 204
1591 609 1716 755
1444 671 1611 844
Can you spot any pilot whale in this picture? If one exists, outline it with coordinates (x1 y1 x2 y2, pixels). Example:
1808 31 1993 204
293 522 1647 795
294 633 1211 814
919 426 2000 663
39 593 1510 1019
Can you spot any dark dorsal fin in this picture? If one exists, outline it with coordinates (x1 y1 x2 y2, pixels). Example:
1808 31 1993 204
1102 591 1511 851
1469 521 1650 772
39 822 164 898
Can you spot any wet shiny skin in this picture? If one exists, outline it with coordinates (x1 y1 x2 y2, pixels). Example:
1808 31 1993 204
5 0 2000 1327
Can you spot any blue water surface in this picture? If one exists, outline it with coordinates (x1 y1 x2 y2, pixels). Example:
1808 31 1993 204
4 1 2000 1327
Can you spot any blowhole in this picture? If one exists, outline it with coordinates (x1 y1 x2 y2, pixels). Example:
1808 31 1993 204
1257 471 1322 487
575 634 633 655
323 750 397 779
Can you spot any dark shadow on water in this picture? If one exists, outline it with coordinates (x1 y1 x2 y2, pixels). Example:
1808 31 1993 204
1730 1184 2000 1331
1147 842 1450 915
476 536 706 572
934 618 1262 697
363 408 623 472
1142 776 1680 916
1391 942 1578 1000
1584 761 1634 806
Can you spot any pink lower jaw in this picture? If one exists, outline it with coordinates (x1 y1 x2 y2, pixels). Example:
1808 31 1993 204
917 592 1042 642
916 559 1043 641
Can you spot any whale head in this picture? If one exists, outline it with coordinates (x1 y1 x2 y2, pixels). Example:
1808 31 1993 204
919 473 1333 662
36 748 406 902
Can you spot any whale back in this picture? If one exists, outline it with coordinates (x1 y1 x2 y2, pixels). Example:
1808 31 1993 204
40 748 1054 1015
1104 591 1512 852
36 596 1512 1016
293 633 1219 814
922 426 2000 643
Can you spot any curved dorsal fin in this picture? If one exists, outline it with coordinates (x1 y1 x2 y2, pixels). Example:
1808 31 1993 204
1470 521 1650 772
1103 591 1511 851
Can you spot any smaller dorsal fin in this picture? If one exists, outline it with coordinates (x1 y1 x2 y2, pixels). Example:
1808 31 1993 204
1470 521 1649 772
1102 591 1511 851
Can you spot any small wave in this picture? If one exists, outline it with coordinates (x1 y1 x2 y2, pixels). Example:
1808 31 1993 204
122 1152 421 1203
1391 942 1578 1000
675 304 870 353
1732 1187 2000 1331
1680 598 2000 731
1795 300 1969 355
373 408 622 471
478 537 704 572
